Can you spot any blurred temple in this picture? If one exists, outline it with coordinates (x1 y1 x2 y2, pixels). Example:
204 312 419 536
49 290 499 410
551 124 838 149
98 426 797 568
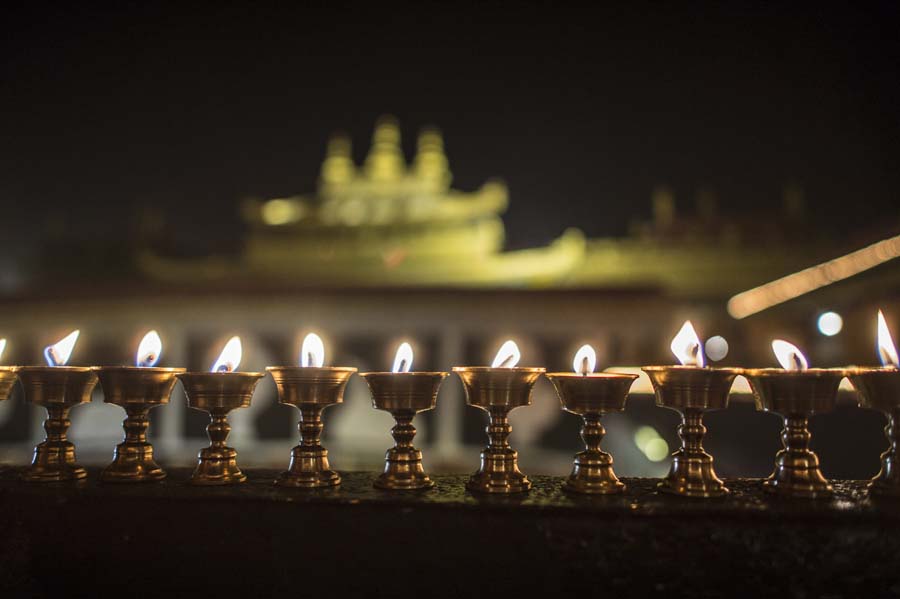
138 115 836 296
0 116 898 480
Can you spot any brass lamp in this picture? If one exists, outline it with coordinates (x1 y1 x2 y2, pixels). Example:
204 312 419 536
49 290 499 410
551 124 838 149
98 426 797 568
360 342 448 490
642 322 740 498
20 330 97 482
94 331 184 482
268 333 355 489
95 366 184 482
744 339 846 499
546 344 638 494
178 336 264 485
643 366 740 497
845 310 900 497
453 340 545 494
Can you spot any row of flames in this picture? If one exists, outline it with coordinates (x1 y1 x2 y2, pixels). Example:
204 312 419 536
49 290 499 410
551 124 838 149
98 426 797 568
5 312 899 374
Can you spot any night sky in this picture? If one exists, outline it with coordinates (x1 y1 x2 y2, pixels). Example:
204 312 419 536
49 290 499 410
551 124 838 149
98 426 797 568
2 2 899 255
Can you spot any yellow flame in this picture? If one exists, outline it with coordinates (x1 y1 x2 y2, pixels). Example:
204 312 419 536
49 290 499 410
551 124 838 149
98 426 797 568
44 330 80 367
0 338 5 363
491 340 520 368
211 336 242 373
301 333 325 368
670 321 704 367
772 339 808 371
392 341 414 373
878 310 899 368
573 344 596 375
136 330 162 368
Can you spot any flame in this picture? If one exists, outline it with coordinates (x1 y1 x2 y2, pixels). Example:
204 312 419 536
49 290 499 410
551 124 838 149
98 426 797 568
573 344 596 375
44 330 80 367
491 340 520 368
670 321 704 367
878 310 899 368
392 342 414 373
772 339 808 371
211 336 242 373
136 330 162 368
301 333 325 368
0 339 5 363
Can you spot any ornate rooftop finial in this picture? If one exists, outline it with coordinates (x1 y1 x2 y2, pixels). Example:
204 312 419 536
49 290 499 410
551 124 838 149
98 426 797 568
364 115 405 182
413 126 451 190
652 186 675 230
320 132 354 189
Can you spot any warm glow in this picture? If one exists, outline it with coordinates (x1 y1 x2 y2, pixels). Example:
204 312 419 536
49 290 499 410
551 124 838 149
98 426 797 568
301 333 325 368
211 336 242 373
136 330 162 368
670 321 704 367
0 338 5 363
261 198 304 226
634 426 669 462
392 342 414 373
817 311 843 336
705 336 729 362
878 310 899 368
727 233 900 319
44 330 80 367
491 340 520 368
772 339 808 371
573 344 596 375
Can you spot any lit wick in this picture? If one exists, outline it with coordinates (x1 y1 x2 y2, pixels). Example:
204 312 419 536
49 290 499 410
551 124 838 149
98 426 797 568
136 330 162 368
573 344 596 376
496 354 516 368
44 330 80 367
491 340 521 368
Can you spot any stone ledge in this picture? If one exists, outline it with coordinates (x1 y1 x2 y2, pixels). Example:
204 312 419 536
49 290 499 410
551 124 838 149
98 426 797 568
1 468 898 598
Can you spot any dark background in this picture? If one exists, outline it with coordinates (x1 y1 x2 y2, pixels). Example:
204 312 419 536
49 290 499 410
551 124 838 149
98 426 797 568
2 2 899 253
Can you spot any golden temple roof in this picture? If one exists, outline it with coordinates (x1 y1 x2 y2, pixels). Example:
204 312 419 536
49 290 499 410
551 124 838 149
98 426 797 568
141 116 835 295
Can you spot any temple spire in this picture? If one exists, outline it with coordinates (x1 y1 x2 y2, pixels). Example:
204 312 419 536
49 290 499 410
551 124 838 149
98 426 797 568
364 115 405 182
413 126 451 190
319 132 354 190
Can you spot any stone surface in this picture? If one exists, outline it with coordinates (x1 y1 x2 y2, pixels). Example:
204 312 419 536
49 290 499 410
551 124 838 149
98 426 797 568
0 467 899 597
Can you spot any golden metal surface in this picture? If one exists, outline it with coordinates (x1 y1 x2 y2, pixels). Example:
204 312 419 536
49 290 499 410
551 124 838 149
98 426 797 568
847 367 900 497
17 366 97 482
643 366 741 498
267 366 356 489
177 371 264 485
453 367 545 494
94 367 185 483
744 368 846 499
0 367 19 473
0 367 18 401
360 371 448 490
546 372 638 495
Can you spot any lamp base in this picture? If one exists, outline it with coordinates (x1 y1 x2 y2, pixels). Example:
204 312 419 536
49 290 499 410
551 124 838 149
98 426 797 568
564 448 624 494
563 414 625 495
275 445 340 488
762 415 832 498
374 446 434 491
658 450 728 498
101 442 166 483
869 410 900 497
657 408 729 498
466 448 531 494
192 446 247 486
763 453 832 498
23 441 87 482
